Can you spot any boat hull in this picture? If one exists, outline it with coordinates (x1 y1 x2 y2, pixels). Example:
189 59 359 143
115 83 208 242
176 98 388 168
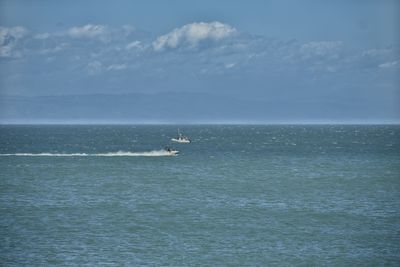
171 138 191 143
167 150 179 156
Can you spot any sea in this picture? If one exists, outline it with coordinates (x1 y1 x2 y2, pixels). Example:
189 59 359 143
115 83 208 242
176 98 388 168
0 125 399 266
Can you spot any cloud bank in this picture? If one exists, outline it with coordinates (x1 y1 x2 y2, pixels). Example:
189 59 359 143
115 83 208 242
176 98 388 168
0 22 398 122
67 24 107 39
0 26 28 58
153 21 236 51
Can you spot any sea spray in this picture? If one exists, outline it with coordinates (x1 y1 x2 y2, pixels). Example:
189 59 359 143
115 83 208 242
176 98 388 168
0 150 176 157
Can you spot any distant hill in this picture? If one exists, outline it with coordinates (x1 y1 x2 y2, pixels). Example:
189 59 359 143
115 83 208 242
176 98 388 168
0 92 397 124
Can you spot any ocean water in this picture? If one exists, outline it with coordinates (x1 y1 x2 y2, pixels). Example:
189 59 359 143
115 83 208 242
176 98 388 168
0 125 399 266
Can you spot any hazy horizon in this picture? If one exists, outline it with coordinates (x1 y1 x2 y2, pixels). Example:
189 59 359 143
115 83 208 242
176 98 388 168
2 120 399 125
1 0 399 123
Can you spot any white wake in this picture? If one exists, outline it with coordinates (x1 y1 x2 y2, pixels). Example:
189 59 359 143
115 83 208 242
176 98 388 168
0 150 177 157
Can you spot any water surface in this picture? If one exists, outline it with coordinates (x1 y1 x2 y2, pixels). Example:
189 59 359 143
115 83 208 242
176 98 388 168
0 125 399 266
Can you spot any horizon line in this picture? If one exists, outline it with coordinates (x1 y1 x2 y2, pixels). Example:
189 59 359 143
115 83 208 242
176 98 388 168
1 121 399 126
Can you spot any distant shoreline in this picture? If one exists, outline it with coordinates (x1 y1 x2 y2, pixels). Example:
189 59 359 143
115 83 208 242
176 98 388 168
1 122 399 126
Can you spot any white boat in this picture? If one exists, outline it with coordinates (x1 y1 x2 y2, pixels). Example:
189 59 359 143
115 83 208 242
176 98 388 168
165 147 179 156
171 130 191 143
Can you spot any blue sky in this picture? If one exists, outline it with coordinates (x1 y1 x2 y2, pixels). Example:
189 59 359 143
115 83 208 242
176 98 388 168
0 0 399 123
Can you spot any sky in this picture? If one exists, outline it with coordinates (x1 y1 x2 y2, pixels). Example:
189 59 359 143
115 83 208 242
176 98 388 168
0 0 399 123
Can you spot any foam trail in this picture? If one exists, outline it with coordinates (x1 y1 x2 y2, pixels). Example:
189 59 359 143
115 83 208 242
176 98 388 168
0 150 177 157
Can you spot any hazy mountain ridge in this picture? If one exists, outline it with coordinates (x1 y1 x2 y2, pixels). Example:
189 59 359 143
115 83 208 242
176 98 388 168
0 92 398 124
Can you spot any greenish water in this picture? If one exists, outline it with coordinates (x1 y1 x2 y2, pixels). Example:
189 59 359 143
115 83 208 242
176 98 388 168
0 125 399 266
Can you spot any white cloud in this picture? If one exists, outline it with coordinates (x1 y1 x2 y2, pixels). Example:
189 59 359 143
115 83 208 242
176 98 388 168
225 63 236 69
363 48 392 57
107 64 127 71
0 45 14 57
87 61 103 75
0 26 28 44
34 33 50 40
0 26 28 58
300 41 343 58
122 25 136 36
126 41 142 50
153 21 236 51
39 43 69 55
379 61 398 68
68 24 107 38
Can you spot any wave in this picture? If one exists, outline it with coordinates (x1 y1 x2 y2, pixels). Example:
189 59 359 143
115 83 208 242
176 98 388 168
0 150 177 157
